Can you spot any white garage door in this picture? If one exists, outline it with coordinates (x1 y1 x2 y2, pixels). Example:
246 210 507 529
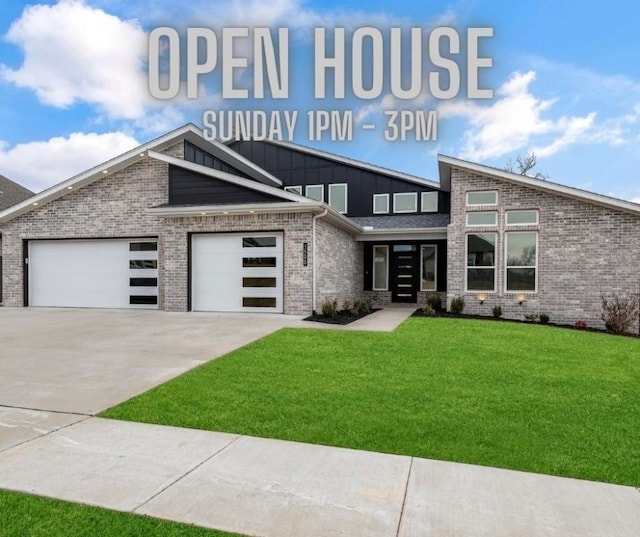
191 232 283 313
28 239 158 309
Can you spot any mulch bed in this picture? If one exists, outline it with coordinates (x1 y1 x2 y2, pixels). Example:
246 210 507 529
412 308 640 338
304 308 380 325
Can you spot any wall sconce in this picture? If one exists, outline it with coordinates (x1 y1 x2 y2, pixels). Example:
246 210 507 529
516 294 526 305
477 293 487 305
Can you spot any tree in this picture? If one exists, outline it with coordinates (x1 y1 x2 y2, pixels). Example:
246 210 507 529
504 152 549 180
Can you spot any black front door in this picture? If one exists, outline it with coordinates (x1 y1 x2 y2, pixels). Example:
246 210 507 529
391 245 418 302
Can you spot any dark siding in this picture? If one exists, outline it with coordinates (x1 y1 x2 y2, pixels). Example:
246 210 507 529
184 142 253 180
229 140 450 217
169 166 283 205
363 240 447 293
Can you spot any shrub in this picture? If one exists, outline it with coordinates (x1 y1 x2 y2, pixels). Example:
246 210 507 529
575 320 588 330
524 313 538 322
426 294 443 311
341 299 352 313
321 299 337 317
539 313 550 324
357 299 371 315
601 293 639 334
450 297 465 314
492 305 502 319
422 304 436 316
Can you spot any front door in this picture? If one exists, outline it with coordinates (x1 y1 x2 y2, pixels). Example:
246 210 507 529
391 245 418 302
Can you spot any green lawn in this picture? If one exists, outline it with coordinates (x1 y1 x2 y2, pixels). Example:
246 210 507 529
0 489 241 537
102 318 640 486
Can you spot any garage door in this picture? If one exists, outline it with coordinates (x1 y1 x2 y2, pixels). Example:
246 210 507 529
191 232 283 313
28 239 158 309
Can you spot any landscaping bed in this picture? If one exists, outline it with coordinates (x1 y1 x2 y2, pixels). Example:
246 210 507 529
304 308 380 325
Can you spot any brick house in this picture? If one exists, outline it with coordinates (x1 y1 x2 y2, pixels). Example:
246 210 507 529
0 124 638 330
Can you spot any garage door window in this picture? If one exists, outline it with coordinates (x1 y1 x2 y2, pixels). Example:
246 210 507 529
130 295 158 305
243 236 277 248
243 277 277 287
129 242 158 251
242 257 276 268
243 297 277 308
130 259 157 269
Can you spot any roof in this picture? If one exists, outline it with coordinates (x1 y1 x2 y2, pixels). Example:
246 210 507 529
438 154 640 216
350 214 450 229
0 175 34 211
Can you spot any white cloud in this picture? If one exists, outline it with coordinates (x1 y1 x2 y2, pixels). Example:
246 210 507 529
631 197 640 205
0 132 139 192
439 70 605 161
1 0 150 120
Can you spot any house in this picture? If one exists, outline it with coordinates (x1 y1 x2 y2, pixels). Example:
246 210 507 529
0 175 34 304
0 124 638 331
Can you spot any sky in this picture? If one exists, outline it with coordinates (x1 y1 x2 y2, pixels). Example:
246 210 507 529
0 0 639 204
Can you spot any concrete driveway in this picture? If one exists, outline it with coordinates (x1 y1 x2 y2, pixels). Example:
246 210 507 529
0 307 300 415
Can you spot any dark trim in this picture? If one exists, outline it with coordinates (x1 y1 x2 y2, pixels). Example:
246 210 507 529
22 235 159 242
187 232 193 312
22 240 28 307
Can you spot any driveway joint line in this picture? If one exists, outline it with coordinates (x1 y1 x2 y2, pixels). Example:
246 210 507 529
395 457 414 537
0 415 91 455
0 404 93 418
132 433 243 513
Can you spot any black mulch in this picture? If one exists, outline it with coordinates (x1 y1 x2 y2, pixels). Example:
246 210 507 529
304 308 381 325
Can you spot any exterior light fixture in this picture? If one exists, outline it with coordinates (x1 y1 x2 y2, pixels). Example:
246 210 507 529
200 212 206 215
33 202 38 206
67 186 73 190
223 211 229 215
516 294 526 305
102 170 108 174
477 293 487 305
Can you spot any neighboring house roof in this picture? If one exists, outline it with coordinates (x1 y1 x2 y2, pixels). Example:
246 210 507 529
259 139 442 190
438 154 640 216
0 174 34 211
351 214 450 229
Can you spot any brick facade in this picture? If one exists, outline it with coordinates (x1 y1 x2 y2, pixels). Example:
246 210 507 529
447 168 640 331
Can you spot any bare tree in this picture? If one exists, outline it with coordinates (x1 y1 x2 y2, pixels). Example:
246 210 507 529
504 152 549 180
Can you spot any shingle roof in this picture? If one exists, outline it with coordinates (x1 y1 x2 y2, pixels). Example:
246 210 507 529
0 175 34 211
350 214 450 229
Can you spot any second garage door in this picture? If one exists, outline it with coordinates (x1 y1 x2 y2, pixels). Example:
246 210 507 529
191 232 283 313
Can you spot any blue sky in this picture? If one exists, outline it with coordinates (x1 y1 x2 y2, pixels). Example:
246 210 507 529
0 0 639 204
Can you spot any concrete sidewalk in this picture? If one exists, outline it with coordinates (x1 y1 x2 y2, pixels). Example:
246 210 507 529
1 407 638 537
292 306 416 332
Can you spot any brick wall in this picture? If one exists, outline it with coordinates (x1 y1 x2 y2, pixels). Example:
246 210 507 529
315 218 363 310
447 168 640 331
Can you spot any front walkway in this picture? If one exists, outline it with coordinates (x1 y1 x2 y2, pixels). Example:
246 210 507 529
0 411 638 537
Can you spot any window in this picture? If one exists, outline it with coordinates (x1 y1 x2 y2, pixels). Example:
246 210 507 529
242 257 276 268
421 245 437 290
130 260 157 269
242 236 277 248
242 277 277 288
467 190 498 206
466 233 496 291
466 211 498 226
393 192 417 213
373 194 389 214
305 184 324 202
129 242 157 251
506 210 538 225
129 295 158 305
243 297 277 308
129 278 158 287
372 245 389 290
506 232 537 292
328 183 348 213
284 185 302 195
421 192 438 212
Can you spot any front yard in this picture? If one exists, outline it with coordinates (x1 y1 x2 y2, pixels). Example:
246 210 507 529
102 318 640 486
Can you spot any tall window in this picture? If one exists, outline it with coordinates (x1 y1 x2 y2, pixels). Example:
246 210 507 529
373 194 389 214
506 232 537 291
466 233 496 291
373 245 389 290
328 184 348 213
421 245 437 290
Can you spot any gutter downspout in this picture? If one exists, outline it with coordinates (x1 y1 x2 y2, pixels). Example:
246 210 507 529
312 208 329 314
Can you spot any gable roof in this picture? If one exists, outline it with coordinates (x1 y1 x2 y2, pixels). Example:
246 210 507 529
254 139 442 190
438 154 640 216
0 175 34 211
0 124 282 225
